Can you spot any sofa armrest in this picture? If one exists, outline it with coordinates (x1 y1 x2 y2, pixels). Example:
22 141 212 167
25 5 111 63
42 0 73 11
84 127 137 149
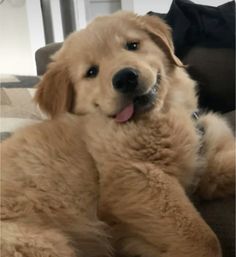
35 43 63 76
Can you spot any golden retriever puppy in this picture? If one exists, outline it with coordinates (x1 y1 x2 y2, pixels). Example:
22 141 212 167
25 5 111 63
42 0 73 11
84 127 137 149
35 11 235 257
2 11 234 257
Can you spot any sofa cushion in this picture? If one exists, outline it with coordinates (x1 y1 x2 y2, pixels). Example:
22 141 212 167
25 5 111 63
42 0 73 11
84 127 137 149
183 47 235 113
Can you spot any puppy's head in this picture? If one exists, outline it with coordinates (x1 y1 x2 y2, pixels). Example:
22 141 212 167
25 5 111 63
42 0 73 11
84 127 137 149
35 12 182 122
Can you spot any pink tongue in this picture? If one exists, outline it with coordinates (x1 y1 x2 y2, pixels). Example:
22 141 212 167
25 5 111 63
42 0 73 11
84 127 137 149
115 103 134 123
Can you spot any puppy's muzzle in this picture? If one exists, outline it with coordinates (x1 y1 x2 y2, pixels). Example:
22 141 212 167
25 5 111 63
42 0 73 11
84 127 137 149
112 68 138 94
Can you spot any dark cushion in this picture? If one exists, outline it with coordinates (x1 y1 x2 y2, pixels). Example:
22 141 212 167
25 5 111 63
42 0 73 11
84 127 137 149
182 47 235 113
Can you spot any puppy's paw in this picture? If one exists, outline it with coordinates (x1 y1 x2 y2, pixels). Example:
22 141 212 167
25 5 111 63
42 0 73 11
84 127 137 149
197 112 234 150
196 113 235 199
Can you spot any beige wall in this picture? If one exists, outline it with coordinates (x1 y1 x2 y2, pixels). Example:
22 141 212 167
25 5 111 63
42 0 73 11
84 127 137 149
0 0 35 75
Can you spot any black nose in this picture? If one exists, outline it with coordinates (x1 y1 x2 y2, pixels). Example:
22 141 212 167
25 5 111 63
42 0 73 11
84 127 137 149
112 68 138 93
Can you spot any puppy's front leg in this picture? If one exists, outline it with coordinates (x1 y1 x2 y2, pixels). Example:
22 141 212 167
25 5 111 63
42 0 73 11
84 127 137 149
99 165 221 257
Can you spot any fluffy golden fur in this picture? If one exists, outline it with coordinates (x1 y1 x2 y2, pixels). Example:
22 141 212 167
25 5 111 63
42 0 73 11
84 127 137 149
1 116 111 257
1 11 235 257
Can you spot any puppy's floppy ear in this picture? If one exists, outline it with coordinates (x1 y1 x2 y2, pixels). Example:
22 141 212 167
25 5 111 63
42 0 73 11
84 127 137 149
138 15 183 67
34 59 74 118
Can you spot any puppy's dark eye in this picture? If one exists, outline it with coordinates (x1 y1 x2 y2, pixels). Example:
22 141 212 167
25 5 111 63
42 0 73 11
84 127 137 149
85 66 99 78
126 42 139 51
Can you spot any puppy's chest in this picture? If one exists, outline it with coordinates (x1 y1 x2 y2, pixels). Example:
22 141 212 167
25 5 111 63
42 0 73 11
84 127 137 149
86 114 200 175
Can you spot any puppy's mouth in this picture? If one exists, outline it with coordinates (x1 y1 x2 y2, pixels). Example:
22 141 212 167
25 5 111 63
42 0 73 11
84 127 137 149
114 82 159 123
